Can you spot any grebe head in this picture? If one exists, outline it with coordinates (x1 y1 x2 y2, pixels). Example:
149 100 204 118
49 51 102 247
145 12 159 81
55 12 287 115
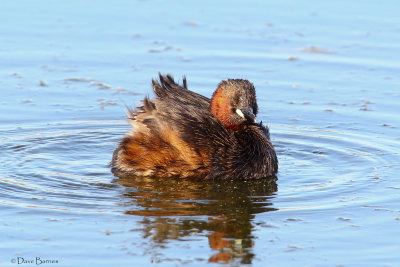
210 79 258 130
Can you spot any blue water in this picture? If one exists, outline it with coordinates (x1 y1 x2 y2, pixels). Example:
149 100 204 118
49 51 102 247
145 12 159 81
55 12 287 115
1 0 400 266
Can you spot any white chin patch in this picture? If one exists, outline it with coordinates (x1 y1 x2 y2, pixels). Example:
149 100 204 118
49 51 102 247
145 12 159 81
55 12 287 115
235 109 245 118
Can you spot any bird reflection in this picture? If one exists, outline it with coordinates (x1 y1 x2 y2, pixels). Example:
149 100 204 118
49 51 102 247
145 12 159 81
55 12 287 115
116 176 277 264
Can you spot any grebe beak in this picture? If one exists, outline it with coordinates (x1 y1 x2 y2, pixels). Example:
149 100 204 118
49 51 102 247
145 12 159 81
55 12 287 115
236 109 245 118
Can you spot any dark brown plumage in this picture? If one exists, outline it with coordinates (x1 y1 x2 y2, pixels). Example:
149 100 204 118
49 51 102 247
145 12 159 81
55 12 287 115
111 74 278 179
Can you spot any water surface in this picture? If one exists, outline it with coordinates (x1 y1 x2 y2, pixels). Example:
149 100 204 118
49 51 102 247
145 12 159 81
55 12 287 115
1 0 400 266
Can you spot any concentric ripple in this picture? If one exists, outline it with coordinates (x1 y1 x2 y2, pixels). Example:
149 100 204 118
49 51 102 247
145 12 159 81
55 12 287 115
0 121 129 213
272 124 400 210
1 121 398 216
1 119 399 265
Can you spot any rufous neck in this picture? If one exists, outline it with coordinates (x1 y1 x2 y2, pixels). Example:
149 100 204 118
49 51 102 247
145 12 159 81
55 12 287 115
210 87 238 130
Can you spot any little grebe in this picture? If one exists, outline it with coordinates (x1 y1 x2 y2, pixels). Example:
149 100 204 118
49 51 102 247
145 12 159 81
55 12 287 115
111 74 278 179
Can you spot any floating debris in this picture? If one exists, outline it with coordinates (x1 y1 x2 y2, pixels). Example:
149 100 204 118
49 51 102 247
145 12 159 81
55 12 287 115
286 245 302 252
300 46 335 54
12 72 22 78
285 218 303 222
382 123 396 128
148 46 172 53
64 78 136 95
64 78 93 82
360 100 373 111
185 21 198 27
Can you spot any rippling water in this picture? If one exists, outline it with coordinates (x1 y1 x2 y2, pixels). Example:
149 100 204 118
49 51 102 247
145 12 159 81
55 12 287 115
1 0 400 266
